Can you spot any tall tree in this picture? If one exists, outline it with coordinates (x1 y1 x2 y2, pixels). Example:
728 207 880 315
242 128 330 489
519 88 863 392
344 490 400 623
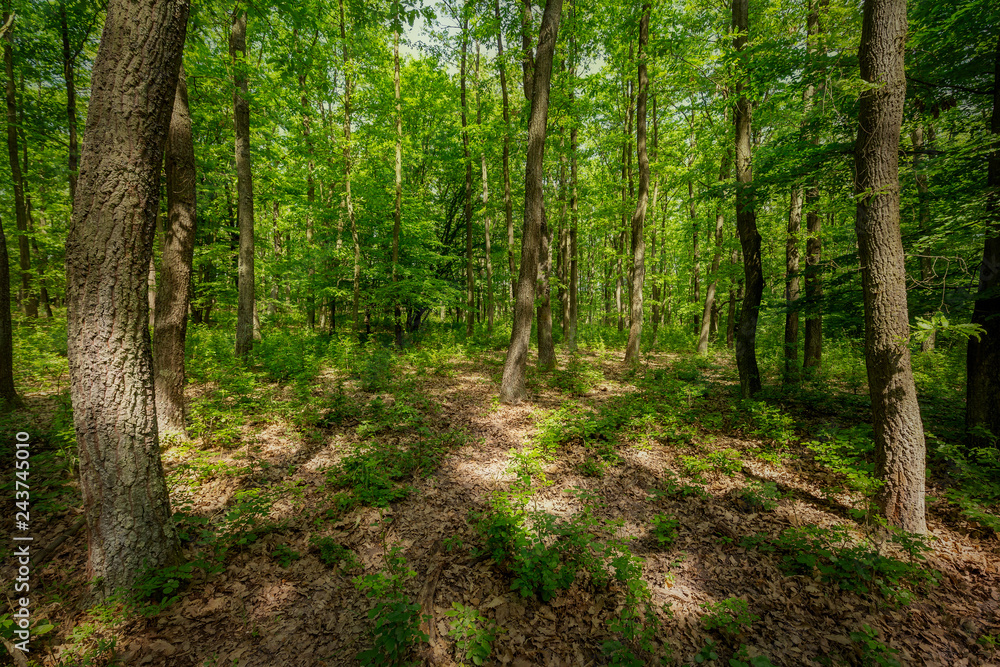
3 3 35 317
499 0 561 403
154 64 197 437
966 35 1000 449
493 0 516 304
802 0 826 370
567 6 579 351
624 1 650 366
339 0 361 331
231 7 255 358
783 186 802 381
476 41 494 334
460 9 474 336
0 212 17 409
854 0 926 533
733 0 763 397
392 19 403 347
698 150 731 355
537 204 555 370
59 0 81 203
65 0 189 597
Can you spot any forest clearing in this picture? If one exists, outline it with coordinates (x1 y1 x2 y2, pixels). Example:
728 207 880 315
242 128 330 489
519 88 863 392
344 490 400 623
1 0 999 664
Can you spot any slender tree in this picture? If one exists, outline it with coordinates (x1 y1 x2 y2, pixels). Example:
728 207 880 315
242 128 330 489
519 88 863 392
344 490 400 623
966 35 1000 450
624 1 650 366
783 186 802 381
460 10 474 336
854 0 926 533
802 0 826 370
499 0 562 403
698 150 731 355
537 204 555 370
154 64 197 437
393 25 403 347
493 0 516 304
59 0 80 203
65 0 189 597
231 7 255 358
567 6 579 351
733 0 763 397
476 41 494 334
0 212 18 409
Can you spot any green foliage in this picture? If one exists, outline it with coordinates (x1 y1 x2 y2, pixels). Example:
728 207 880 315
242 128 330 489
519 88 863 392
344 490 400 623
740 525 938 604
651 514 680 548
359 346 395 392
806 426 881 495
739 400 796 446
271 544 301 567
680 449 742 479
737 481 782 512
849 625 901 667
311 536 360 570
700 598 758 638
221 488 277 548
444 603 501 666
693 640 720 664
354 545 428 667
652 470 709 500
548 357 604 396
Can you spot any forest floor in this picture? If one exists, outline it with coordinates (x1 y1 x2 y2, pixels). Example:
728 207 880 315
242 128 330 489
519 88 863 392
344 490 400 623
5 332 1000 667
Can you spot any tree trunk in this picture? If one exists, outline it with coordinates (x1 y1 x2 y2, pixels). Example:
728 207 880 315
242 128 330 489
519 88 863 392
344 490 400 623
3 5 35 317
154 63 196 438
624 2 650 367
393 29 403 348
476 42 494 334
338 0 360 332
494 0 516 305
60 0 79 203
733 0 763 398
0 213 18 408
854 0 926 534
520 0 534 99
784 186 802 382
499 0 561 403
698 149 731 355
461 13 474 338
966 34 1000 450
231 9 255 358
537 204 555 370
65 0 188 598
911 124 937 352
803 0 826 370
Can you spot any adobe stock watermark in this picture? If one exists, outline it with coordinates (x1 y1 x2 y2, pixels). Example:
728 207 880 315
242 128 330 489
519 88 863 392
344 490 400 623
9 430 33 654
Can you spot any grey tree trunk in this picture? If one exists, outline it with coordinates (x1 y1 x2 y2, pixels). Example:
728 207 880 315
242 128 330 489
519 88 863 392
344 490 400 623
65 0 188 598
698 149 731 355
231 9 255 358
338 0 360 332
854 0 926 534
803 0 826 370
393 30 403 348
624 2 650 367
499 0 561 403
493 0 516 305
3 6 35 317
476 42 494 334
784 186 802 382
461 13 474 337
154 64 196 438
60 0 79 203
0 213 18 408
966 35 1000 450
537 204 555 370
733 0 763 398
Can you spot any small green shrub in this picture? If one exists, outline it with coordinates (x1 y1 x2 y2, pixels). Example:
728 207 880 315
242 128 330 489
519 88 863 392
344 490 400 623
354 545 428 667
651 514 680 548
737 481 782 512
849 624 901 667
310 536 359 570
700 598 758 638
445 603 501 666
271 544 301 568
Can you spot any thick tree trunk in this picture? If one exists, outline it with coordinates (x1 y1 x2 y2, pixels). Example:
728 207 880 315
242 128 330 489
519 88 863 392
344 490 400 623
499 0 561 403
784 186 802 382
65 0 188 598
60 0 79 203
698 150 731 355
494 0 516 305
3 6 35 317
854 0 926 534
0 213 18 408
624 2 650 367
154 64 196 438
966 35 1000 450
231 9 255 358
733 0 763 398
537 204 555 370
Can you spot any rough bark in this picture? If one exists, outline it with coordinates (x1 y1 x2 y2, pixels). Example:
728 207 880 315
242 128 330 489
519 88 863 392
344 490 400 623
231 9 254 358
567 9 579 351
0 213 18 408
854 0 926 533
154 64 196 438
393 29 403 348
966 34 1000 449
499 0 561 403
624 2 650 367
784 186 802 382
65 0 188 597
3 5 35 317
803 0 826 370
733 0 763 398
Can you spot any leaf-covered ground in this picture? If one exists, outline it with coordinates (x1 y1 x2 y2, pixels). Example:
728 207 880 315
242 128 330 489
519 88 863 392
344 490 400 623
5 339 1000 667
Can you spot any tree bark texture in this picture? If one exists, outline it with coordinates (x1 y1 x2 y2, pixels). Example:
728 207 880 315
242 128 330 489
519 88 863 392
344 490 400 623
493 0 516 305
499 0 561 404
0 213 18 408
231 9 254 358
461 14 474 337
854 0 926 534
537 204 555 370
476 42 494 334
154 63 196 437
65 0 188 597
624 2 650 367
60 0 79 203
733 0 763 398
784 186 802 382
698 149 731 355
393 29 403 348
803 0 826 370
966 34 1000 449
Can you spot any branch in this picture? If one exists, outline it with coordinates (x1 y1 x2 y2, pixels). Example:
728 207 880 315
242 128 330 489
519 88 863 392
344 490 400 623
906 75 993 97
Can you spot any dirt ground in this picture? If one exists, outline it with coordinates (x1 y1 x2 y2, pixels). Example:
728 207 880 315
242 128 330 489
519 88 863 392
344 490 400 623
9 348 1000 667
